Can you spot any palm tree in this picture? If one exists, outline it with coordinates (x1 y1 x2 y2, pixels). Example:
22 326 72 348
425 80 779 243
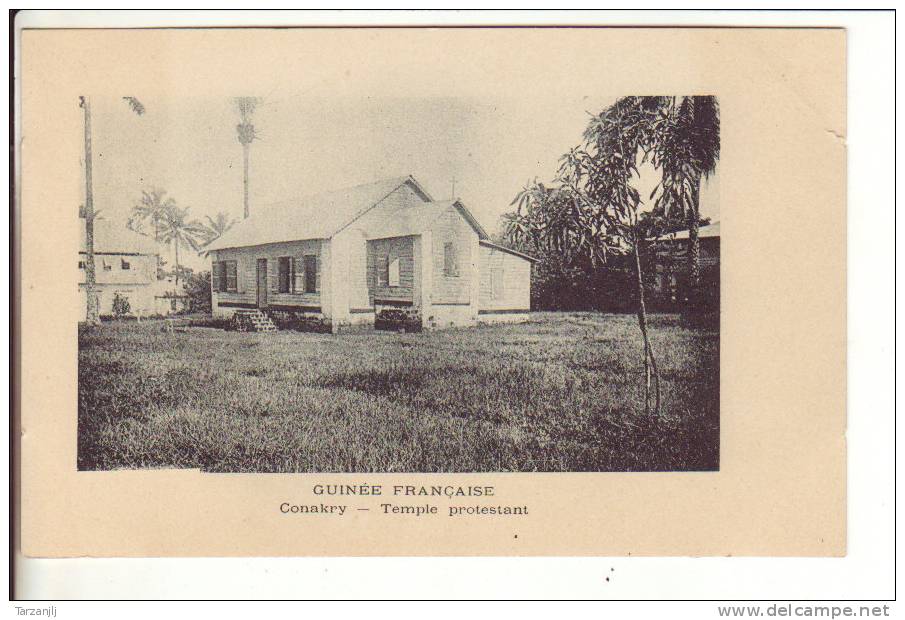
202 211 238 246
648 96 720 293
127 188 175 243
158 203 209 292
80 95 145 325
234 97 261 219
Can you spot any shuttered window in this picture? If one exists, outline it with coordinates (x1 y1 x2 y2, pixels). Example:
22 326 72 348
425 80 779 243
121 258 131 270
444 242 459 277
388 257 401 287
292 257 305 293
224 261 238 292
211 262 220 291
377 254 389 287
278 257 292 293
304 255 318 293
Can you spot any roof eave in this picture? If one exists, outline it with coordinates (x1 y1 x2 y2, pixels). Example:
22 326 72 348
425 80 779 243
479 239 538 263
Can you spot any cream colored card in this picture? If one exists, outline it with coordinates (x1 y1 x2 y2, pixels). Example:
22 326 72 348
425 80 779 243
17 26 845 557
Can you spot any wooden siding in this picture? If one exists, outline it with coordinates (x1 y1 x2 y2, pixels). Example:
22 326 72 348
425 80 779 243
478 244 532 312
367 236 415 304
212 239 322 309
429 206 475 305
345 229 371 310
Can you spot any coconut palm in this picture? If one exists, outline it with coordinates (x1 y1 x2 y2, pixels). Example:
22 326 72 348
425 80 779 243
234 97 261 219
198 211 238 257
202 211 238 245
158 203 209 292
80 95 145 325
127 188 175 243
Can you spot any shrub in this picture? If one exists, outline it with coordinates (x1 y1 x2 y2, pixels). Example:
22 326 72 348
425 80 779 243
267 309 333 333
375 307 421 332
184 270 212 314
111 293 131 318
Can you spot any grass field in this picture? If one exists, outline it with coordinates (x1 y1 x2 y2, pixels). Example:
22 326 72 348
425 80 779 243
77 312 719 472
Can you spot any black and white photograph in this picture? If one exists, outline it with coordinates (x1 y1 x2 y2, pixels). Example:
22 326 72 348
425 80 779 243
16 9 891 605
76 93 720 473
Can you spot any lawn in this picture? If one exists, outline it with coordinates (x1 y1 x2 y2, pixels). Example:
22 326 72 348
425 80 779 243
77 312 719 472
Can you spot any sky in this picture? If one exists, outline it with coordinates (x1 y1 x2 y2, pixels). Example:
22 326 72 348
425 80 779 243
88 94 720 270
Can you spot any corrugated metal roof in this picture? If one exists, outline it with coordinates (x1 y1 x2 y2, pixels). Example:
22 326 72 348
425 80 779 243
207 176 426 251
655 221 720 241
80 218 159 255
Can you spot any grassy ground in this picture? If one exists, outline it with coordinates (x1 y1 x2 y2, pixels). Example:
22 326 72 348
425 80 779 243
78 312 719 472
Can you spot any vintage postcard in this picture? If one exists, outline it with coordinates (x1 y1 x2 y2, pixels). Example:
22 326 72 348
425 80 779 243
16 25 845 557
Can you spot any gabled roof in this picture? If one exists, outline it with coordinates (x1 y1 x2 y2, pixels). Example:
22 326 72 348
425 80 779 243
365 199 490 241
80 218 159 255
206 176 433 251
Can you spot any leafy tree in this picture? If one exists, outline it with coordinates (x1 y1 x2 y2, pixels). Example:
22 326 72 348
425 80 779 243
504 95 720 412
183 270 212 314
507 97 665 414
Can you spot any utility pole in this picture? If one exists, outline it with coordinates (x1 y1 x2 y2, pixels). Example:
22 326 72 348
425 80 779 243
79 96 100 325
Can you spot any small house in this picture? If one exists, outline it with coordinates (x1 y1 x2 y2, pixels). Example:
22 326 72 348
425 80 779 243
79 216 160 319
649 221 720 307
206 176 536 331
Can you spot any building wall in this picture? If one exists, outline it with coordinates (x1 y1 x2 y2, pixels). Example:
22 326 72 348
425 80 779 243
78 283 156 319
477 244 532 315
429 206 476 305
211 239 324 318
422 206 480 328
366 236 416 306
78 252 158 320
78 253 156 287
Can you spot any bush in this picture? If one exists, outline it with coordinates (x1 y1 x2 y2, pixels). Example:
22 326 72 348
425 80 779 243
375 307 421 332
267 309 333 333
184 270 212 314
111 293 131 318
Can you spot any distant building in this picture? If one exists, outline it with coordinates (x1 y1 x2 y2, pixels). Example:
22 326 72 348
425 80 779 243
79 216 176 318
206 175 536 331
648 221 720 308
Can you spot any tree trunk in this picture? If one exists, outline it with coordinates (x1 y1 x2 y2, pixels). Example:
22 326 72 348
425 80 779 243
687 173 702 303
633 241 661 415
243 142 250 219
81 96 100 325
173 239 180 292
